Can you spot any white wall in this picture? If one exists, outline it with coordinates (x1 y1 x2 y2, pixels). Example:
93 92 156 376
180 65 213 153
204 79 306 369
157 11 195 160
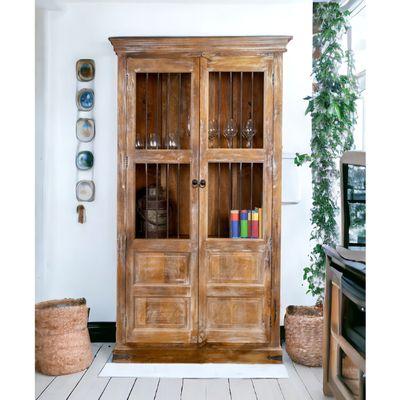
36 0 314 322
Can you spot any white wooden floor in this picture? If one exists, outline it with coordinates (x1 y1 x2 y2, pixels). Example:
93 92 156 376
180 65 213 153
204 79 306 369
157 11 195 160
35 343 331 400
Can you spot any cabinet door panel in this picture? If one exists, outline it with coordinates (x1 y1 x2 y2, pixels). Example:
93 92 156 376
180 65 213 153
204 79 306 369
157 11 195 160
207 298 262 328
124 57 199 344
135 297 189 328
208 251 262 283
198 56 273 345
134 252 189 284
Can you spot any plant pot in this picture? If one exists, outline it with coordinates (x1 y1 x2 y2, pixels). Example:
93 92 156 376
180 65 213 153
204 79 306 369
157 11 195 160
284 305 323 367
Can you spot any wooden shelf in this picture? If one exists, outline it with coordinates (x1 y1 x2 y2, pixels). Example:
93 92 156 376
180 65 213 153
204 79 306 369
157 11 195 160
205 149 266 163
132 150 192 164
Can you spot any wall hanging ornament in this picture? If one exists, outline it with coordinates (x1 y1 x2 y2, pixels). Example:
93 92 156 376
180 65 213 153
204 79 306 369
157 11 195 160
76 88 94 111
75 59 96 223
76 150 94 170
76 118 95 142
76 180 95 202
77 205 86 224
76 59 95 82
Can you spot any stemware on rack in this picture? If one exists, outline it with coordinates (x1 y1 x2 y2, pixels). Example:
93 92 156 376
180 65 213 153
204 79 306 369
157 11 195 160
208 119 219 148
242 118 256 148
208 72 257 149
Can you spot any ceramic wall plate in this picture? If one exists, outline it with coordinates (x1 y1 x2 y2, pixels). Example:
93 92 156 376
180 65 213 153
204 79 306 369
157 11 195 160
76 118 95 142
76 150 94 170
76 89 94 111
76 59 95 82
76 180 95 202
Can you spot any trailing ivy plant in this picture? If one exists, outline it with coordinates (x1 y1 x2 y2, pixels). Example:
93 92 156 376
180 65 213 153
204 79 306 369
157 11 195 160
295 1 358 302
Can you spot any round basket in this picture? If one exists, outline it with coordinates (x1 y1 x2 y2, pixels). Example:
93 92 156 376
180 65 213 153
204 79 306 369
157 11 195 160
284 305 323 367
35 298 92 376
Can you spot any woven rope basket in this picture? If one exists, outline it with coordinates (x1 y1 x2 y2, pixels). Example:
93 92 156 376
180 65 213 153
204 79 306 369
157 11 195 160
35 298 92 376
284 305 323 367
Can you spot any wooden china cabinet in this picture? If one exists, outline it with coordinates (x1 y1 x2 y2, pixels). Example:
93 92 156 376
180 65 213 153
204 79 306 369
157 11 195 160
109 36 292 363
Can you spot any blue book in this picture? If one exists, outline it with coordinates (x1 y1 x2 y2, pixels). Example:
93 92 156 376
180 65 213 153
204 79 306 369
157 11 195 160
230 210 240 238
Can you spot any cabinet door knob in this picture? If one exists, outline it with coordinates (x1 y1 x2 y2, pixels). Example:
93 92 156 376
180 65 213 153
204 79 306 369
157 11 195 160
192 179 199 188
199 179 206 188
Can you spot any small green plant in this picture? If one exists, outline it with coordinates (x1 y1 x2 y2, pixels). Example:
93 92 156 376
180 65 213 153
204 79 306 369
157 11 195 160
295 1 358 302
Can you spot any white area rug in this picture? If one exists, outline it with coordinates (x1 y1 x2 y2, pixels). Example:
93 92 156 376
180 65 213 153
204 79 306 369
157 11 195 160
99 362 288 379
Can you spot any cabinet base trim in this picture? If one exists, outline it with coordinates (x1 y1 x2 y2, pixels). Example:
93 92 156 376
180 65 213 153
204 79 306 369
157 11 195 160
112 344 282 364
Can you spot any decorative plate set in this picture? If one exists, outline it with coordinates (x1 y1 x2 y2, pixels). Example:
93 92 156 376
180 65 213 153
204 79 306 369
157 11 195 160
75 59 95 222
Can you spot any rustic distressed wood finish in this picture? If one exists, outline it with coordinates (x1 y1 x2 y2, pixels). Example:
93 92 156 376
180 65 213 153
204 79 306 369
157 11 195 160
110 36 291 363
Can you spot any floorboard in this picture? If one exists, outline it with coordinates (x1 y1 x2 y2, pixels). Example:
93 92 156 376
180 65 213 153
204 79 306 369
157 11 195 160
252 378 285 400
229 378 257 400
155 378 183 400
35 373 56 399
181 378 232 400
277 350 313 400
127 377 159 400
311 367 323 384
292 362 331 400
181 379 206 400
206 379 231 400
67 344 113 400
99 377 136 400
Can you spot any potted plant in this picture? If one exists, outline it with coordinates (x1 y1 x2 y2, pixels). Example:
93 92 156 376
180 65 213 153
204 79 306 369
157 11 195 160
285 1 358 367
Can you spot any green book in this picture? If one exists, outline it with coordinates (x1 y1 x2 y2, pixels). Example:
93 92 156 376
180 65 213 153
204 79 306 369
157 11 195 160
240 210 248 238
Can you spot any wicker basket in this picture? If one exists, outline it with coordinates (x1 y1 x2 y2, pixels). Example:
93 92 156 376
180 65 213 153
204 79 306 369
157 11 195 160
284 305 323 367
35 298 92 376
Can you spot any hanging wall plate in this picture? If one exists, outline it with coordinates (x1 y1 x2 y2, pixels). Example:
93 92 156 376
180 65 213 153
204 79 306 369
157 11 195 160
76 150 94 170
76 59 95 82
76 180 95 202
76 118 95 142
76 88 94 111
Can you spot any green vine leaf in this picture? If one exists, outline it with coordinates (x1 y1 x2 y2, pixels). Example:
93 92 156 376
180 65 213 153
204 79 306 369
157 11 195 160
294 1 359 303
294 153 311 166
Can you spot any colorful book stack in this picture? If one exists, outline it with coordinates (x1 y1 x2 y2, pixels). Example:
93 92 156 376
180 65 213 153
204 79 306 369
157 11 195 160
230 208 263 238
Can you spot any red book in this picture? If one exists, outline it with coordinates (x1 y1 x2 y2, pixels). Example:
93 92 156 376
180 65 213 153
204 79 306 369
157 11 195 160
251 210 259 238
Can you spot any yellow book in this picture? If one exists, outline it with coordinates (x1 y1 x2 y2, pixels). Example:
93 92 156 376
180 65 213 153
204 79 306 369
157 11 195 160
258 207 262 238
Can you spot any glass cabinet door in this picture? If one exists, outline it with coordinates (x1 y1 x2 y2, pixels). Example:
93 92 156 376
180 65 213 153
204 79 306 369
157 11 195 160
344 164 366 247
198 56 274 345
124 58 199 344
207 71 264 150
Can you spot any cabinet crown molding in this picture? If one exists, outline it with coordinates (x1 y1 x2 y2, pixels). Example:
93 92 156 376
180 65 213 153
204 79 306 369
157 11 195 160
109 35 293 56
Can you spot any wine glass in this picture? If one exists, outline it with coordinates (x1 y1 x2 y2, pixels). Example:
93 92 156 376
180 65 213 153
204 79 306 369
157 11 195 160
166 133 178 149
223 118 237 148
242 119 256 148
135 136 144 149
187 115 191 137
208 119 219 148
147 133 159 149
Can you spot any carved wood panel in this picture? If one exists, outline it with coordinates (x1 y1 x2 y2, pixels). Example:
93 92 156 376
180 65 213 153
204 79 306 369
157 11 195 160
208 252 262 283
207 298 262 328
134 253 189 284
135 297 189 328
